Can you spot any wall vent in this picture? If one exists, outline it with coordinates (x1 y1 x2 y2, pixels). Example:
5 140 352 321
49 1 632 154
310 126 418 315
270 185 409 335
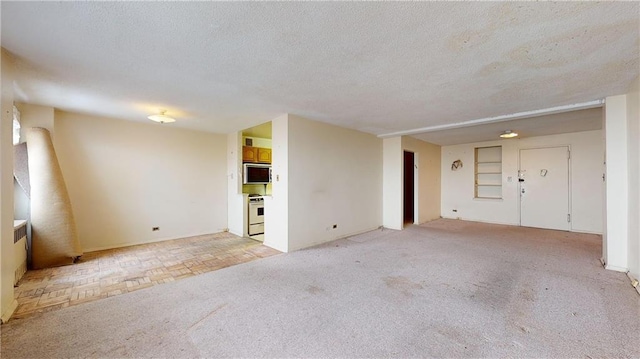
14 223 28 285
14 224 26 244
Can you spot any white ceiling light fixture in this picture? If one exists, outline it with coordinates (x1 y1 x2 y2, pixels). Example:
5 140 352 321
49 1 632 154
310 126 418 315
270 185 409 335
499 130 518 139
147 110 175 124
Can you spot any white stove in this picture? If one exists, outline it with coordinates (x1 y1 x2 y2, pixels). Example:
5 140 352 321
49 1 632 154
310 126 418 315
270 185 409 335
248 196 264 237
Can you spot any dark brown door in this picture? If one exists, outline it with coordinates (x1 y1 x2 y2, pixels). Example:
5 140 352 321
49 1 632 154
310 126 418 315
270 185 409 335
404 151 414 226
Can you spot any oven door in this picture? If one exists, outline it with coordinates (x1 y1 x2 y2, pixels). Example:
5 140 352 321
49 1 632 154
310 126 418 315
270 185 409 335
248 202 264 224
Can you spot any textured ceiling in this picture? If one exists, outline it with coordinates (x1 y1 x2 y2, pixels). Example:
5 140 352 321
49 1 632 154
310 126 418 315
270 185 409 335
1 2 638 136
412 108 603 146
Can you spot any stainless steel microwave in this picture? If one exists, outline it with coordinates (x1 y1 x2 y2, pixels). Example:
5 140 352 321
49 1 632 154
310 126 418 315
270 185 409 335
243 163 272 184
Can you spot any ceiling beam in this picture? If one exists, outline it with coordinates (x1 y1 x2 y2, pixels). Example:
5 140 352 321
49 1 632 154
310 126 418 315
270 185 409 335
378 99 605 138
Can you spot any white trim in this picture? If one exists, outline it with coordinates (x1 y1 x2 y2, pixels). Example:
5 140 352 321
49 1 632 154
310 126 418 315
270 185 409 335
605 264 628 273
570 229 603 235
378 100 605 138
440 216 518 227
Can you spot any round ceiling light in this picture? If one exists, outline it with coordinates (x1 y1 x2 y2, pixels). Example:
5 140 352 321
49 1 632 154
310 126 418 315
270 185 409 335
148 110 175 124
499 130 518 138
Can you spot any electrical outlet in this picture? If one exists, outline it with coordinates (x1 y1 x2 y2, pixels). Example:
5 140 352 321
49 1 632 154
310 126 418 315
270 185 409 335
152 227 159 231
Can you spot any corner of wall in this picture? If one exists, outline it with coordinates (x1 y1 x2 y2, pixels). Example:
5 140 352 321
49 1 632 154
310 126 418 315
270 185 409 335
604 94 630 272
1 49 17 321
0 299 18 323
263 114 289 252
227 131 244 236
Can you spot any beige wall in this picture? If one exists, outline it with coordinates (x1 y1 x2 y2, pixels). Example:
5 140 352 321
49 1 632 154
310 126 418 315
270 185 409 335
53 111 228 251
442 130 604 233
1 50 18 321
626 76 640 281
383 136 441 230
16 103 54 138
285 115 382 251
13 103 55 220
402 136 442 223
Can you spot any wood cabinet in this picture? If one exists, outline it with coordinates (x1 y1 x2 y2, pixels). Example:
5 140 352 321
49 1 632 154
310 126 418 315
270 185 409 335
243 146 271 164
243 146 258 162
257 148 271 163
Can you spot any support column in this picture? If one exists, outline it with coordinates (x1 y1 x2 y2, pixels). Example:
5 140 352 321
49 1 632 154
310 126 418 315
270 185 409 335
604 94 629 272
382 136 403 230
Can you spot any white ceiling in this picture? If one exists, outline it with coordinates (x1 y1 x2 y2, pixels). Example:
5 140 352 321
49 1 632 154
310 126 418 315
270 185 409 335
1 2 638 139
412 107 603 146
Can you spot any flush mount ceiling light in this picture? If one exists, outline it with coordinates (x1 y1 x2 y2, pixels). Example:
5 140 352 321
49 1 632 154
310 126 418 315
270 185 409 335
147 110 175 124
499 130 518 139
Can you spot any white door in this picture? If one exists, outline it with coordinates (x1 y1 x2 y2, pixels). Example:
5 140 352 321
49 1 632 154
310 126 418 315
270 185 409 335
519 147 570 231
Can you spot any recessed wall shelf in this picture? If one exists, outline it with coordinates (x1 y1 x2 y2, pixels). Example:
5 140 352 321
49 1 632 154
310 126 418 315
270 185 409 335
475 146 502 199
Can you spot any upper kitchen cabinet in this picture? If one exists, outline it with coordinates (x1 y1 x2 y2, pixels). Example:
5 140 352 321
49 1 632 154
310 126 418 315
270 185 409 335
257 148 271 163
241 123 272 163
243 146 258 162
243 146 271 164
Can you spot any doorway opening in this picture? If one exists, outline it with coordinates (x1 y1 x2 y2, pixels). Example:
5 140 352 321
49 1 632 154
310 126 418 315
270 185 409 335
403 151 415 226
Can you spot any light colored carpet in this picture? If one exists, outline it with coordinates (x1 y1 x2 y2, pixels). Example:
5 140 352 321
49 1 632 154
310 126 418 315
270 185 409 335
1 219 638 358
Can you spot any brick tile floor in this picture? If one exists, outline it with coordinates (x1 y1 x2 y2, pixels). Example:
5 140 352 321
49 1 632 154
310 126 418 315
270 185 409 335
12 232 280 319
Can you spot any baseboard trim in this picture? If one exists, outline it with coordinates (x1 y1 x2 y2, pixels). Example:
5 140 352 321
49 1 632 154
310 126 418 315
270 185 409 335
83 230 227 252
1 299 19 323
570 228 603 235
288 225 383 252
439 217 603 235
263 240 288 253
440 216 517 227
605 264 628 273
626 272 640 296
